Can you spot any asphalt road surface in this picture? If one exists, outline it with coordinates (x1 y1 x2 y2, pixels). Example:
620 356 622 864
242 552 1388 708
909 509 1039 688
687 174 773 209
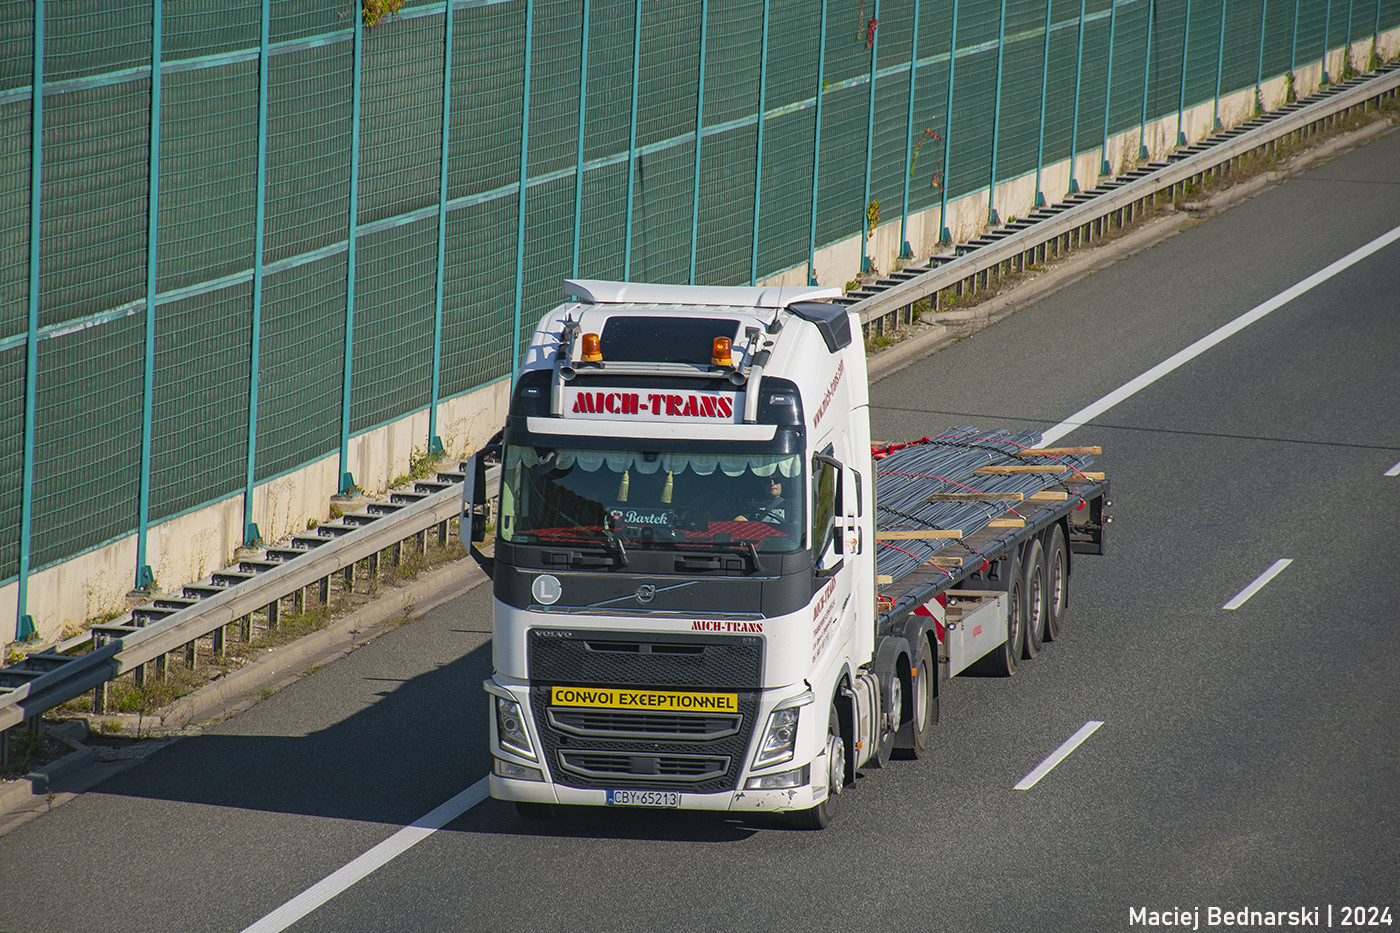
1 127 1397 933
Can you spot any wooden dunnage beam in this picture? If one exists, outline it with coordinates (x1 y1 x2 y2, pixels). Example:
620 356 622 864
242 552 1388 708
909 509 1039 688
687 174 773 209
877 529 964 540
975 465 1068 475
1016 446 1101 456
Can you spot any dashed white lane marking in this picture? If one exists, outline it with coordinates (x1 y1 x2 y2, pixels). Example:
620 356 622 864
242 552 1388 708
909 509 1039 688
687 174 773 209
1041 223 1400 447
1015 721 1104 790
1385 459 1400 477
1223 559 1293 610
240 778 490 933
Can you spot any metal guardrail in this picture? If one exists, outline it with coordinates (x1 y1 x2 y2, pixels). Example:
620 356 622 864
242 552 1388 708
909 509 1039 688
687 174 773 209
3 63 1397 765
0 463 473 761
845 63 1400 335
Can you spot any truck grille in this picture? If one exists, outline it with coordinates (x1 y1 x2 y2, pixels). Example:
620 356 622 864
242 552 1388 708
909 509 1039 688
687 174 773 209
530 687 758 794
527 630 763 688
547 708 741 741
558 751 731 784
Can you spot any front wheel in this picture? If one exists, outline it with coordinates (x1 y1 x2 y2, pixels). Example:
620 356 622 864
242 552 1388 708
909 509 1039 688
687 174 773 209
784 704 844 830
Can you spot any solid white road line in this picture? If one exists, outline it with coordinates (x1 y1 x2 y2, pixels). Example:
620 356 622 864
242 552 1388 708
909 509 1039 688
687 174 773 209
237 225 1400 933
240 778 490 933
1040 223 1400 447
1223 558 1293 610
1015 721 1104 790
1386 460 1400 477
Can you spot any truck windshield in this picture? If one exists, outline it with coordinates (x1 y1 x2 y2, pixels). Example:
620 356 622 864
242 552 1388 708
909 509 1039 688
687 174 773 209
499 446 805 553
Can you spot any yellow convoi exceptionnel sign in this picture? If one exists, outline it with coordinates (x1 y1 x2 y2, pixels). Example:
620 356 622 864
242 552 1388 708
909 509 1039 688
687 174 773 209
550 686 738 712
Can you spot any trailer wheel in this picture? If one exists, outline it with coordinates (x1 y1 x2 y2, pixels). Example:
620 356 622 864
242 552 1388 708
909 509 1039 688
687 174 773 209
1043 524 1069 642
893 644 936 759
1021 539 1046 660
784 704 843 830
972 550 1023 677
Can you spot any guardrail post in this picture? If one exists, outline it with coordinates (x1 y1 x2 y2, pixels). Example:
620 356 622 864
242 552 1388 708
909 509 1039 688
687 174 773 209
185 638 197 669
93 679 107 715
0 727 9 767
155 652 168 683
343 564 355 589
320 575 331 605
293 585 306 614
438 519 450 546
266 599 279 632
213 624 226 659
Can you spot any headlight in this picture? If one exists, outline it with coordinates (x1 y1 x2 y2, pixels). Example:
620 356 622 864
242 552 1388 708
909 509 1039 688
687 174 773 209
495 695 536 760
752 706 800 769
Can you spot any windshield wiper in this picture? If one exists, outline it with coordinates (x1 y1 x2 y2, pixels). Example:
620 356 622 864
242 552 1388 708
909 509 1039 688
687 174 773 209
604 531 629 568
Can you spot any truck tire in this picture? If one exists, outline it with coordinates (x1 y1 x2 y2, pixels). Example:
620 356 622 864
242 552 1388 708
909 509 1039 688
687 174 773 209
1021 539 1047 660
1042 524 1069 642
784 704 843 830
893 644 936 759
972 549 1024 676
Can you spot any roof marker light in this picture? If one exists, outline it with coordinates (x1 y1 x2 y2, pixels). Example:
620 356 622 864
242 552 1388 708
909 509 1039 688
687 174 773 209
712 337 733 367
581 333 602 362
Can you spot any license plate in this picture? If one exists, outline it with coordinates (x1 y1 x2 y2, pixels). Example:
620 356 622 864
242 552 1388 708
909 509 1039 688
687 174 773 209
607 789 680 808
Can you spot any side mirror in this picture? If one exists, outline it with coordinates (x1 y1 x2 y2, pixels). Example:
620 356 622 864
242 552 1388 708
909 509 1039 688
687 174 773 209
462 443 501 546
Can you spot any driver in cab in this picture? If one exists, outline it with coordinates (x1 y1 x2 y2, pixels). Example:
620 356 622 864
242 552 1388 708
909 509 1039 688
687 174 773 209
734 475 787 524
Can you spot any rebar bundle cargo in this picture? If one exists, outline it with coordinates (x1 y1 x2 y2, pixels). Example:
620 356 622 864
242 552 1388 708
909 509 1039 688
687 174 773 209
872 426 1097 584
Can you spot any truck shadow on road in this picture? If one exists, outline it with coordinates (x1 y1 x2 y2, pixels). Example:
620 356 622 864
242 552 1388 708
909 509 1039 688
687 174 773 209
71 632 767 843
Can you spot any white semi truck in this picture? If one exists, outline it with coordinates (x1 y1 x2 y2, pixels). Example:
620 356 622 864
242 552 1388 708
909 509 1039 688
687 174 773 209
468 280 1109 828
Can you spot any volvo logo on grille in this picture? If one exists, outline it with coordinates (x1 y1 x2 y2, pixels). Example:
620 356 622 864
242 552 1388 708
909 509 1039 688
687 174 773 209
635 584 656 604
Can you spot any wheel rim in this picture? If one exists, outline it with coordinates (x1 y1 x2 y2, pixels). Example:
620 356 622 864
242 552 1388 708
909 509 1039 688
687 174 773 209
914 659 928 729
1028 565 1045 640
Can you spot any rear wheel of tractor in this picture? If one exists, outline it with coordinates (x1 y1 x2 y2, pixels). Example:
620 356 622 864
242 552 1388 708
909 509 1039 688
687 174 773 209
1021 539 1047 660
784 704 844 830
1043 524 1069 642
894 644 936 760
